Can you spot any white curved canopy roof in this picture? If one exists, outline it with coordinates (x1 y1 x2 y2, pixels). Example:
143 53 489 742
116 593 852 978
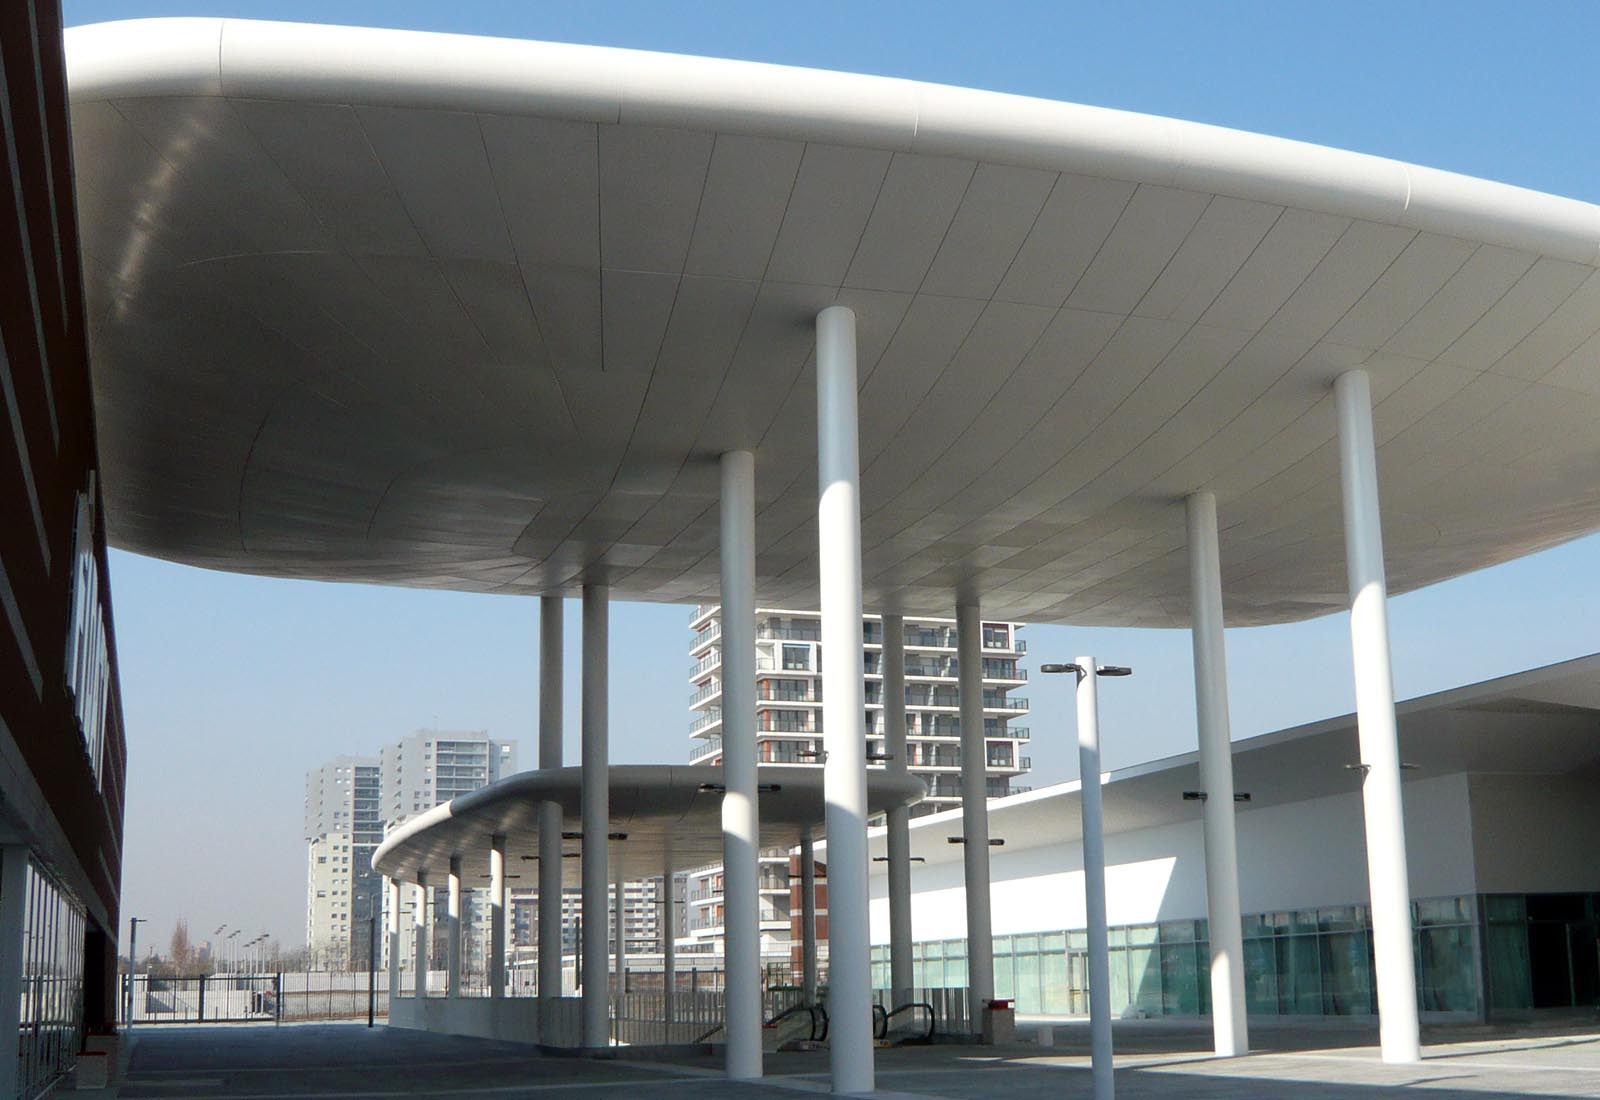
67 18 1600 626
370 764 926 881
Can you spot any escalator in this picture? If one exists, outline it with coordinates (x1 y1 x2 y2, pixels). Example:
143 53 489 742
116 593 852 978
874 1001 936 1046
763 1003 828 1051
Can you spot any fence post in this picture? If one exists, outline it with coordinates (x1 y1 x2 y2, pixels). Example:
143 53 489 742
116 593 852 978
275 973 283 1025
197 975 206 1021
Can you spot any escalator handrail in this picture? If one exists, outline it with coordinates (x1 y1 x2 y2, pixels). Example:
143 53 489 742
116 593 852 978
871 1002 889 1039
765 1002 826 1043
880 1001 937 1042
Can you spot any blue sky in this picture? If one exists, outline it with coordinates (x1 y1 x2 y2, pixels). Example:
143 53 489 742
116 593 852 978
69 0 1600 949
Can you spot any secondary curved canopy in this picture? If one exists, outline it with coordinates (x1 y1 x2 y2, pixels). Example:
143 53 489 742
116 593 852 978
66 18 1600 626
371 764 926 882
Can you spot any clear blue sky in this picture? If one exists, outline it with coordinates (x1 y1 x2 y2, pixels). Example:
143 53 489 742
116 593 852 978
66 0 1600 952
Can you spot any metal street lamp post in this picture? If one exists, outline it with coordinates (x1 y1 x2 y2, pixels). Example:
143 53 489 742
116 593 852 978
1041 659 1132 1100
126 917 145 1028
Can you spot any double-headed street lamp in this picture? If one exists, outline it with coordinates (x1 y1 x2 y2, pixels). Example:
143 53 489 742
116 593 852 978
1041 660 1131 1100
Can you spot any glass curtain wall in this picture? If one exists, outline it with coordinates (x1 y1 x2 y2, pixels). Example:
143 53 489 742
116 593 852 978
16 857 87 1100
871 894 1483 1019
1485 894 1600 1012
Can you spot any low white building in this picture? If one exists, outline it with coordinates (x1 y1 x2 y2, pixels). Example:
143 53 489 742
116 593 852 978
864 654 1600 1021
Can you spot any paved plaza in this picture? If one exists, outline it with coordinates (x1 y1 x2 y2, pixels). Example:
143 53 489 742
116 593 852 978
99 1021 1600 1100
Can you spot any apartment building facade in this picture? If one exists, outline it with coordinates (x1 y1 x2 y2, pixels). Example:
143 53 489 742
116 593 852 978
683 606 1030 966
303 756 383 968
305 731 514 971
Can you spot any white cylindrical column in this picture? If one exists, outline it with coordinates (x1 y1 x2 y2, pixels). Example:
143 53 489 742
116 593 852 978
581 583 610 1049
385 876 401 998
719 449 763 1080
881 614 914 1007
447 856 463 997
662 849 676 1044
815 304 874 1095
538 596 565 1003
800 829 818 1004
413 874 430 997
490 835 507 998
956 603 994 1032
1335 369 1421 1064
1185 491 1249 1058
1077 660 1114 1100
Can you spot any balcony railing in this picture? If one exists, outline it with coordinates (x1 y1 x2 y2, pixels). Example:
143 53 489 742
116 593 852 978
691 650 721 677
689 738 722 761
756 624 821 642
690 681 722 707
691 709 722 734
757 685 819 703
756 717 817 734
693 623 721 649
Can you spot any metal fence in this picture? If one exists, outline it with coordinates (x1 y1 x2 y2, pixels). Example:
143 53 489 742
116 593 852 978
124 972 390 1025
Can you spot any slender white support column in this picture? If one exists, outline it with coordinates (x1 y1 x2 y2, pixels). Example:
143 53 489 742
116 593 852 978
447 856 463 997
413 874 430 997
1335 369 1421 1064
538 596 565 1003
815 304 874 1095
581 584 611 1049
719 448 763 1079
0 847 28 1100
490 835 507 998
385 876 402 999
956 603 994 1032
1185 491 1249 1057
881 614 914 1007
1076 660 1114 1100
800 829 819 1004
662 847 676 1044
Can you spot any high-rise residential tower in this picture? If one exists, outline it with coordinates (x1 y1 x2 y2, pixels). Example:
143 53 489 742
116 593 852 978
304 756 384 968
304 731 515 970
683 606 1030 965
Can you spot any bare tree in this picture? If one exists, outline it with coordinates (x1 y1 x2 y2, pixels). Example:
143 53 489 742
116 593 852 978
169 919 193 971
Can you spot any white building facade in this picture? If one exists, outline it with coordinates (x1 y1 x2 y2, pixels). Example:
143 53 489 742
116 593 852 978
304 756 383 968
306 732 515 971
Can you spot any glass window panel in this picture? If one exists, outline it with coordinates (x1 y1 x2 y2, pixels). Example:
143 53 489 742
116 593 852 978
1159 941 1199 1015
1417 925 1479 1013
1128 934 1162 1017
994 934 1013 958
1320 931 1374 1015
1319 906 1357 932
1416 897 1470 927
993 951 1015 1001
1042 951 1071 1014
1042 932 1066 952
1277 934 1321 1014
944 954 966 988
1015 948 1042 1013
1014 935 1039 954
1109 946 1130 1016
946 939 966 959
1068 931 1087 952
1159 921 1194 944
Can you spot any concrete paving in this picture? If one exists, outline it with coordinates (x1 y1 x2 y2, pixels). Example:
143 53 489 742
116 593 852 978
101 1020 1600 1100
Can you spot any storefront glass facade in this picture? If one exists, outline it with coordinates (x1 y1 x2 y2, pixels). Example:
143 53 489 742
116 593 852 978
869 893 1586 1020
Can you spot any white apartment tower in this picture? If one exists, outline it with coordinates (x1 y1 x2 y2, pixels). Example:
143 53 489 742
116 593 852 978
305 731 515 971
304 755 384 969
380 730 516 974
684 606 1030 964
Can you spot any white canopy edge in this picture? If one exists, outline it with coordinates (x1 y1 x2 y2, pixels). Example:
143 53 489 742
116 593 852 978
66 17 1600 266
